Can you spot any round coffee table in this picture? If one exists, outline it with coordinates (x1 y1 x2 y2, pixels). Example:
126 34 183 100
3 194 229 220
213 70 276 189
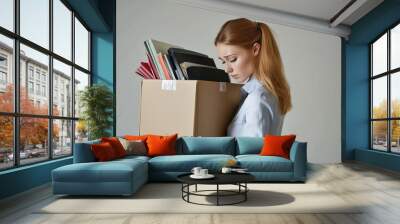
177 172 255 206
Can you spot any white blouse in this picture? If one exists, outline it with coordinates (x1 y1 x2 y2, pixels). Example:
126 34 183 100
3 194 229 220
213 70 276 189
227 75 284 137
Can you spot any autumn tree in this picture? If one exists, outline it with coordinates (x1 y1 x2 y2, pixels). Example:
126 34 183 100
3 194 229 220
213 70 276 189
0 84 60 152
372 99 400 143
0 85 14 149
391 99 400 143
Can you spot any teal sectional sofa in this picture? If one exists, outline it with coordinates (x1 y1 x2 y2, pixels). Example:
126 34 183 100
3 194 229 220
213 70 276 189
52 137 307 196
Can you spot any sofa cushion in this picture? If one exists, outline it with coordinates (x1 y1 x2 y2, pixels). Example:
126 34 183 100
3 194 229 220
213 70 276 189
148 154 235 172
53 158 148 183
91 142 118 161
101 137 127 158
236 155 293 172
147 134 178 157
115 155 150 163
260 135 296 159
236 137 263 155
73 139 101 163
178 137 235 155
124 135 148 141
118 138 147 156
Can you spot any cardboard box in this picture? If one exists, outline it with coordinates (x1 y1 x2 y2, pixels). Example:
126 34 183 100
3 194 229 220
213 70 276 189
140 80 242 137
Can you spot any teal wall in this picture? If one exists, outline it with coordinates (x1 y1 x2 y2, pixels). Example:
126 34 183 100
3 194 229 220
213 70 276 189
0 158 72 199
92 33 114 88
343 0 400 171
91 32 115 136
355 148 400 172
343 42 369 160
0 0 115 200
91 0 116 136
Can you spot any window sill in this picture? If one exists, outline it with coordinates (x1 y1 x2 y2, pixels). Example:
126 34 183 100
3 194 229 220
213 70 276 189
0 156 72 176
355 148 400 173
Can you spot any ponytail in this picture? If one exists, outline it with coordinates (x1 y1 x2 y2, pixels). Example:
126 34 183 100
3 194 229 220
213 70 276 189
255 22 292 115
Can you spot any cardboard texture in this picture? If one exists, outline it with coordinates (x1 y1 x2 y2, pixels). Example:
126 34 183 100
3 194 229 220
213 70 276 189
140 80 242 137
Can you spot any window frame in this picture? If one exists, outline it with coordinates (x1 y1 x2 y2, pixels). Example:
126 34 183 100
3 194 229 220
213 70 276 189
0 53 7 68
0 0 92 171
0 71 7 85
370 20 400 154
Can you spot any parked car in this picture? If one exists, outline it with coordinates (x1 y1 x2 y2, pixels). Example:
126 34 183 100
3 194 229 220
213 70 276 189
7 150 32 160
7 153 13 161
54 149 62 156
30 150 42 158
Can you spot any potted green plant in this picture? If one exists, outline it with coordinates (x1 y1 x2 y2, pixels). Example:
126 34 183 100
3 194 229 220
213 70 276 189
79 84 113 140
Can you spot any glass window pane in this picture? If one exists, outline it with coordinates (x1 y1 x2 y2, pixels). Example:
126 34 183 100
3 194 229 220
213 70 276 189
20 0 49 49
391 24 400 70
372 77 387 119
372 121 388 151
74 18 89 70
372 33 387 76
74 69 89 118
392 120 400 153
53 0 72 60
20 117 49 165
392 72 400 118
0 116 14 170
0 34 14 113
75 120 88 143
53 119 72 157
53 59 72 117
20 44 49 115
0 0 14 31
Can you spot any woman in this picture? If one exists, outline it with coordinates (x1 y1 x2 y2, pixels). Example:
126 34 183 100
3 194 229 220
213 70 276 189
215 18 292 137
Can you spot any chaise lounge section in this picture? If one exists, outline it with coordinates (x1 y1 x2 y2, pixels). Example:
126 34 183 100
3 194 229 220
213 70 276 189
52 140 149 196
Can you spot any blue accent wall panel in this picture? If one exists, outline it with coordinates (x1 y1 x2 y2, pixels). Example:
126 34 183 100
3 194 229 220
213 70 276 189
355 149 400 172
344 44 369 160
92 32 114 135
92 33 113 88
65 0 110 32
0 158 72 199
349 0 400 45
344 0 400 171
91 0 115 136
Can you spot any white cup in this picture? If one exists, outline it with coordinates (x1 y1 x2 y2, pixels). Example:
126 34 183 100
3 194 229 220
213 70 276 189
191 167 202 176
200 169 208 176
221 167 232 174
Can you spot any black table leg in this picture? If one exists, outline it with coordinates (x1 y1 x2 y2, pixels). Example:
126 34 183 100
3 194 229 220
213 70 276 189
187 184 190 202
181 184 183 199
217 184 219 206
245 183 247 201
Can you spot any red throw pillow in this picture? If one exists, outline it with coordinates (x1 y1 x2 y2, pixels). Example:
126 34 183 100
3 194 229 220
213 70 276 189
259 135 296 159
146 134 178 157
101 137 127 158
91 142 117 161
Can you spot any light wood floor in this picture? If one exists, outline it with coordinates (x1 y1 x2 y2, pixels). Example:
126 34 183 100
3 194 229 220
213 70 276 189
1 162 400 224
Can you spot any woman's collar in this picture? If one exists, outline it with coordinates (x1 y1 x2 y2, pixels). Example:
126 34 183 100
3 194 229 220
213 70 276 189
242 75 261 93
